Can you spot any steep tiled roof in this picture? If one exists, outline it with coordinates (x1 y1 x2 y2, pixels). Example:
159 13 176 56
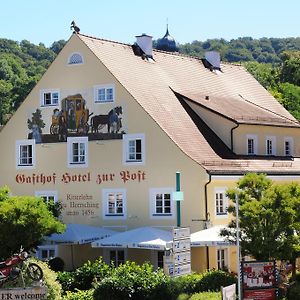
77 33 300 174
179 92 300 127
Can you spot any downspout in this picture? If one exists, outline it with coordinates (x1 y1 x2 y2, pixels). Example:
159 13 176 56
230 122 239 153
204 172 212 270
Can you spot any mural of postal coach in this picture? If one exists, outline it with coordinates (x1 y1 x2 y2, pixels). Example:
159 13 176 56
90 106 123 134
50 94 92 137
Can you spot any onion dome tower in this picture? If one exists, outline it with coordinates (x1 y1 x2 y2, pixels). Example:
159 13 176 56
156 24 178 52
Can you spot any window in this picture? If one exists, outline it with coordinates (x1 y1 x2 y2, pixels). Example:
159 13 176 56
157 251 164 269
36 245 57 261
40 90 59 106
215 188 228 217
103 189 126 220
16 140 35 169
35 191 58 203
217 248 228 270
246 134 257 155
149 188 175 219
109 250 125 267
67 137 88 168
123 134 145 165
266 136 276 155
94 84 115 103
284 137 294 156
68 52 83 65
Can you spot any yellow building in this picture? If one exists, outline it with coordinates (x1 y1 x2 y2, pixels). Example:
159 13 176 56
1 31 300 272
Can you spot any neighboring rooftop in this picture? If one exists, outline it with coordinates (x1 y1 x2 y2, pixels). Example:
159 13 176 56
74 33 300 174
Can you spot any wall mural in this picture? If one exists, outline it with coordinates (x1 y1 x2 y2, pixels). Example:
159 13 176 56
27 94 125 143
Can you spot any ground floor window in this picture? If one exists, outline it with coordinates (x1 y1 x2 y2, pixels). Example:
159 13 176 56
110 250 125 267
36 245 57 261
217 248 228 271
157 251 164 269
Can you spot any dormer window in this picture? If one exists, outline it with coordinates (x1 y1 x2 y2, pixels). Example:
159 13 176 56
246 134 258 155
266 136 276 156
284 137 294 156
68 53 83 65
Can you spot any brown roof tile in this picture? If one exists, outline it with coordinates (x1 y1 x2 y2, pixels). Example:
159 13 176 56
77 33 300 174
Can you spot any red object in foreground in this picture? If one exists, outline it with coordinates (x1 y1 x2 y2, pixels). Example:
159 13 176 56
244 288 276 300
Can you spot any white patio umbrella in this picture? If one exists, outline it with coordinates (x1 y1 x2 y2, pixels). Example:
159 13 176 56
91 226 173 250
45 223 117 245
190 225 232 247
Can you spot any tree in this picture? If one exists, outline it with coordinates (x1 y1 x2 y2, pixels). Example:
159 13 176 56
0 186 65 259
221 173 300 277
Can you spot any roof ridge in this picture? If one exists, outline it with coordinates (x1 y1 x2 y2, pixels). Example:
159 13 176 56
77 32 132 47
238 94 300 125
78 32 238 64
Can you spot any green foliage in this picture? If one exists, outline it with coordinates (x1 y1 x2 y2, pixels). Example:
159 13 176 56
287 281 300 300
58 257 112 292
48 256 65 272
178 292 221 300
33 259 63 300
0 186 65 259
191 270 236 293
63 289 94 300
93 261 170 300
222 173 300 263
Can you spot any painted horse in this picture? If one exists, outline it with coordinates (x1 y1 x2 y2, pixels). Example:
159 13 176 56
90 106 122 133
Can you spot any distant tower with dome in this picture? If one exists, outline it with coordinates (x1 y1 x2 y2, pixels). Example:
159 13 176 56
156 23 178 52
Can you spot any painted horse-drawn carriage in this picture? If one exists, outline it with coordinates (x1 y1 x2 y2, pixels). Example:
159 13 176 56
50 94 91 139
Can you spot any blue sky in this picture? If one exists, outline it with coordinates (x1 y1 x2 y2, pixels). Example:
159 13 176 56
1 0 300 46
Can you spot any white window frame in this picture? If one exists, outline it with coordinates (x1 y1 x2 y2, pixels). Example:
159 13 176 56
94 84 115 103
217 248 228 270
265 136 276 155
40 89 60 107
284 137 294 156
67 136 88 168
246 134 258 155
103 248 127 267
149 188 175 219
122 133 145 165
36 245 58 261
102 189 127 220
35 191 58 203
16 139 36 169
214 187 228 218
68 52 84 65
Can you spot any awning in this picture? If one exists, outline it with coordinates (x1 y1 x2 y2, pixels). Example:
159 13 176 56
91 226 173 250
45 223 117 245
190 225 232 247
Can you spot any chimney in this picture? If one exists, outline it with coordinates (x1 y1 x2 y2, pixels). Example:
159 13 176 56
135 34 153 57
205 51 221 69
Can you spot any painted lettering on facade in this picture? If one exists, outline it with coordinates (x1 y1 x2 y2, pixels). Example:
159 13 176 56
15 171 146 185
63 194 99 219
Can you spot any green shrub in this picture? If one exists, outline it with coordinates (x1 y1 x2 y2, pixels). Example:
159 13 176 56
58 257 112 292
94 261 170 300
188 292 221 300
287 281 300 300
177 292 221 300
62 289 94 300
193 270 237 292
294 272 300 282
32 259 63 300
48 256 65 272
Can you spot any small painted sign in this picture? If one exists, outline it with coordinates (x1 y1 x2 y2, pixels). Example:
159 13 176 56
173 227 190 240
172 238 191 253
0 286 47 300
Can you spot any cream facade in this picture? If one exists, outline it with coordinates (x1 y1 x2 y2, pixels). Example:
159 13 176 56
1 32 300 272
